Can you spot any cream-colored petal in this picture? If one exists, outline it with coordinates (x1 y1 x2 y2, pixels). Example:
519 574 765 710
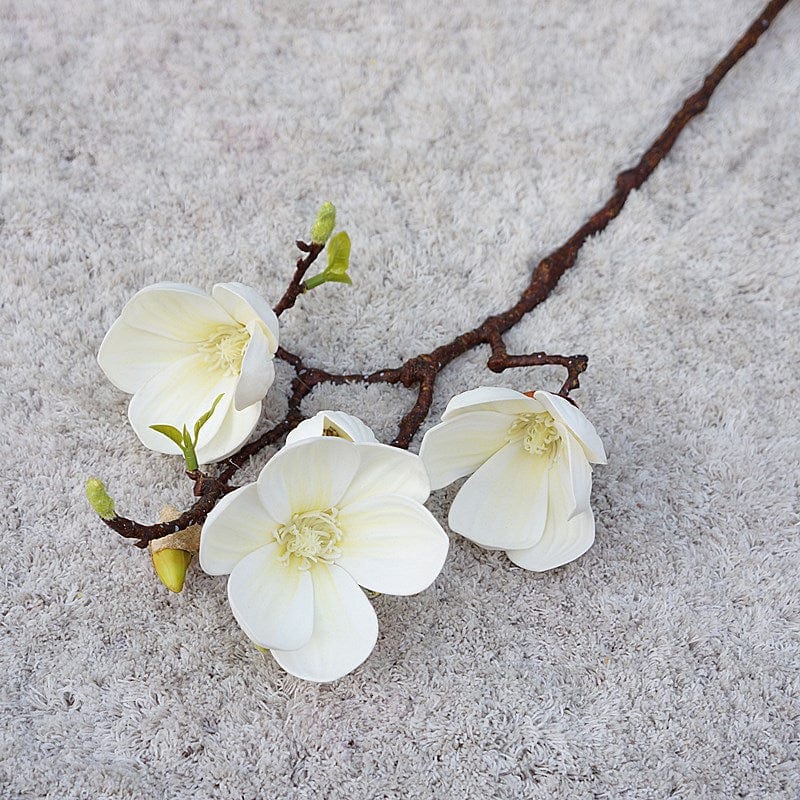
534 390 606 464
441 386 544 420
506 474 595 571
97 318 196 393
448 441 550 550
200 483 279 575
227 543 314 651
555 423 593 519
121 283 235 342
337 494 449 594
419 411 514 490
284 415 325 445
233 321 275 411
256 437 361 523
285 410 378 446
194 399 261 465
270 564 378 682
128 354 235 454
338 443 430 506
212 282 279 351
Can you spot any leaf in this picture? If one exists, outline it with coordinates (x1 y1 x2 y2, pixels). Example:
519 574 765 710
193 393 225 443
149 424 185 448
324 273 353 285
326 231 351 277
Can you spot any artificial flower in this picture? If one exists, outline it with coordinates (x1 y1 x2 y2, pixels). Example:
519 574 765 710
285 409 377 446
200 435 449 682
419 387 606 571
98 282 278 464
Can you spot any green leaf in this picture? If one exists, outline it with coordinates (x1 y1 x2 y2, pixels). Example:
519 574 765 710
149 424 185 448
310 201 336 244
324 273 353 285
326 231 351 276
193 393 225 442
181 425 198 472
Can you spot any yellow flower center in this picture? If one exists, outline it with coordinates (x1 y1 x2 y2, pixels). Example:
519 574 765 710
322 422 351 439
507 411 560 458
273 509 344 570
197 324 250 376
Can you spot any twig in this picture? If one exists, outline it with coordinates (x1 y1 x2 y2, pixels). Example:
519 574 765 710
272 242 324 317
97 0 789 545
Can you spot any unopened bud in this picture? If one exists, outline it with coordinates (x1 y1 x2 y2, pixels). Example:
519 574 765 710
150 547 192 593
86 478 116 520
310 201 336 244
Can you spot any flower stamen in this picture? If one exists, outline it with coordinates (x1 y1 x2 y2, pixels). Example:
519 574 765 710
197 324 250 376
273 508 344 570
507 412 560 458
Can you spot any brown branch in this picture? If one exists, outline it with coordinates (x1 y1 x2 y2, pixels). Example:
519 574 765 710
272 242 324 317
97 0 789 546
104 473 235 548
269 0 789 449
486 335 589 397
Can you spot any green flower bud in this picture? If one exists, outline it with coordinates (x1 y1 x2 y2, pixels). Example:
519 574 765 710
150 548 192 593
86 478 116 520
310 201 336 244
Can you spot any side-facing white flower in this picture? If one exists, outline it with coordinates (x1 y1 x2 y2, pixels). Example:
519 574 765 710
200 435 449 682
285 409 377 446
98 282 279 465
419 387 606 571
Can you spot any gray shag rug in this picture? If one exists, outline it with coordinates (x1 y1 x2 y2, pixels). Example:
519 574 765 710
1 1 798 797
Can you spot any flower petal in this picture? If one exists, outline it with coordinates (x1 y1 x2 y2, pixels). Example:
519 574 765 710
419 410 514 490
234 321 275 411
337 494 449 594
448 441 550 550
442 386 543 420
338 443 430 506
555 423 593 519
121 283 235 342
285 410 378 446
227 543 314 651
97 318 196 394
212 282 279 351
256 437 361 523
128 354 235 454
270 564 378 682
200 483 280 575
284 415 325 445
195 400 262 465
506 474 595 571
534 391 606 464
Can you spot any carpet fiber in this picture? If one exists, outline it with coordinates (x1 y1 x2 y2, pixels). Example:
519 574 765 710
2 1 798 797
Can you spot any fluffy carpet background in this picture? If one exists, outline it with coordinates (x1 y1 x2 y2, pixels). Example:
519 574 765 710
1 1 798 797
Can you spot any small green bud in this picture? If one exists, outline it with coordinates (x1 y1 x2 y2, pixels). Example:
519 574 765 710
310 201 336 244
86 478 116 520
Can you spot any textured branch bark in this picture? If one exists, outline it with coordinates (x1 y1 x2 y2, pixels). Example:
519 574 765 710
97 0 790 545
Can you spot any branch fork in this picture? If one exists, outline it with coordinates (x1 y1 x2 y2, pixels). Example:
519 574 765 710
93 0 789 547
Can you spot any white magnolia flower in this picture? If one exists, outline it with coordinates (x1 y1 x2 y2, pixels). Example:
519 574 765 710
285 409 377 446
419 387 606 571
98 282 279 465
200 435 449 682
